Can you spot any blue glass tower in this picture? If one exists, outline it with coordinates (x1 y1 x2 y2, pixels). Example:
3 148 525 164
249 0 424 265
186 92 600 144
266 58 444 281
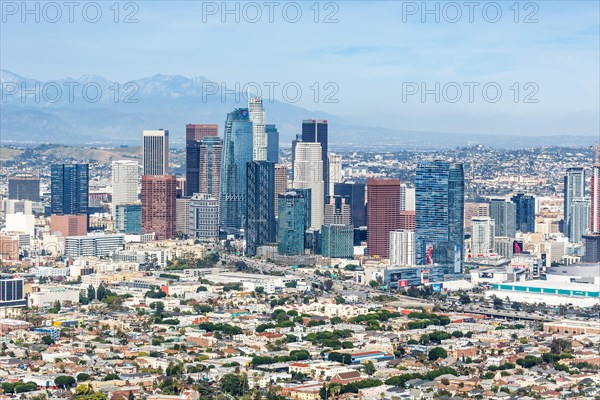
220 108 253 231
511 193 535 233
246 161 276 256
415 161 464 274
277 191 307 255
266 124 279 163
50 164 89 215
321 224 354 258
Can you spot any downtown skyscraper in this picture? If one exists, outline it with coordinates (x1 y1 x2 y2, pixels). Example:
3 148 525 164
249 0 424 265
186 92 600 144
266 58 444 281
415 161 464 274
511 193 536 233
301 119 329 198
245 161 276 256
50 164 89 216
277 191 307 256
564 167 586 242
367 178 401 258
249 97 267 161
185 124 219 196
591 145 600 234
141 175 177 240
143 129 169 176
111 160 139 218
293 142 324 230
220 108 253 231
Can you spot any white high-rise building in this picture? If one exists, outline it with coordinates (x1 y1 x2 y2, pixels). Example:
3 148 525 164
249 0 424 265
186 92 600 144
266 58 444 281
143 129 169 175
249 97 267 161
400 184 415 212
471 216 495 256
293 142 324 230
570 198 590 243
112 160 139 216
190 193 220 239
328 153 343 195
389 230 415 265
176 197 191 237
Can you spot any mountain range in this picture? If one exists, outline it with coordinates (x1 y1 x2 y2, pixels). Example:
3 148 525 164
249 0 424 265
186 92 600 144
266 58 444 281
1 70 596 149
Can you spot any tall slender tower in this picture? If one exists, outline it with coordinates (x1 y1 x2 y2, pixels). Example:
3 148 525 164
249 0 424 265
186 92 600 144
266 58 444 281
415 161 464 274
249 97 267 161
591 145 600 234
302 120 329 198
141 175 177 240
143 130 169 176
220 108 253 231
293 142 324 230
185 124 218 196
50 164 89 216
245 161 276 256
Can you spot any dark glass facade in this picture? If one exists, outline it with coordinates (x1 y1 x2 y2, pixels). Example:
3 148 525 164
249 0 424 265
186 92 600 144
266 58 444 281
8 174 40 201
220 109 253 231
245 161 276 256
334 181 366 227
415 161 464 274
50 164 89 215
266 124 279 163
0 278 26 308
511 193 535 233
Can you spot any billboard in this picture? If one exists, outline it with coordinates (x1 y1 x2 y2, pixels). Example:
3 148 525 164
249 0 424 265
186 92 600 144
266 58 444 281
431 283 442 292
398 279 409 287
513 240 523 254
425 243 434 265
479 272 494 279
389 272 402 283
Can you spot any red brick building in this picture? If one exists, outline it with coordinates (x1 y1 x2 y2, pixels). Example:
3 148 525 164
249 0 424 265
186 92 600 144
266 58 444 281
141 175 177 240
367 178 401 258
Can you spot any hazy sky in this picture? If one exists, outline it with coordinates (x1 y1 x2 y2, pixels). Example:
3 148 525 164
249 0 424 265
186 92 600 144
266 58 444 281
1 1 599 136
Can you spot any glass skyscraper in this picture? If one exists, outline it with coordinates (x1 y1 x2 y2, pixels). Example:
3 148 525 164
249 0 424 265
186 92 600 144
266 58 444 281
277 191 306 255
511 193 535 233
301 119 329 197
220 108 253 231
334 181 366 227
245 161 276 256
415 161 464 274
266 124 279 163
50 164 89 215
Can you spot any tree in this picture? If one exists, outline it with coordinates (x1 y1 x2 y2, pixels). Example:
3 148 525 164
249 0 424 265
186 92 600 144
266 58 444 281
324 279 334 291
104 373 119 381
459 293 471 304
87 285 96 301
363 361 376 376
219 373 249 396
369 280 379 288
54 375 76 389
428 347 448 361
76 373 90 382
492 296 503 310
255 287 265 295
41 335 55 345
196 286 207 292
96 284 107 301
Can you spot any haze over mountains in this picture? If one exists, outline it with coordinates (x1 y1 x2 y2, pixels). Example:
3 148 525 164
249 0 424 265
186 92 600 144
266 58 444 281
1 70 596 150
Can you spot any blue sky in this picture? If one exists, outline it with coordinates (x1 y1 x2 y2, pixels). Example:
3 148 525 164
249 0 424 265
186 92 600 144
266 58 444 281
1 1 599 136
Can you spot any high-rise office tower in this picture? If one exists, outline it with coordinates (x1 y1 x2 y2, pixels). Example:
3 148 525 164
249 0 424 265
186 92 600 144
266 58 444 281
321 225 354 259
570 198 590 243
111 160 139 216
190 193 220 239
8 174 40 201
186 124 218 142
197 136 223 196
389 230 415 265
367 178 401 258
274 164 288 217
293 188 312 233
471 216 495 256
591 145 600 234
176 197 191 237
185 124 218 196
220 108 253 231
399 184 416 212
489 198 517 238
143 129 169 176
564 167 585 236
302 120 329 197
245 161 276 256
324 196 351 226
464 202 490 234
415 162 464 273
141 175 177 240
50 164 89 216
334 181 366 227
266 124 279 163
293 142 324 230
249 97 267 161
291 134 302 178
277 191 306 255
511 193 535 233
328 153 343 196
